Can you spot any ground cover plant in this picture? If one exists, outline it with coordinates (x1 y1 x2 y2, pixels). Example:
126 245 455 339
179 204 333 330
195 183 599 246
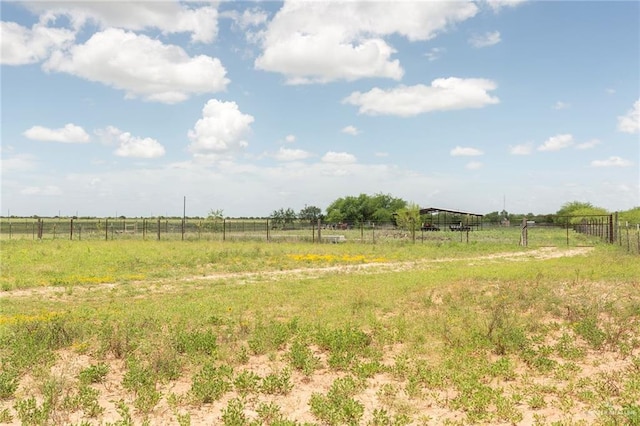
0 228 639 425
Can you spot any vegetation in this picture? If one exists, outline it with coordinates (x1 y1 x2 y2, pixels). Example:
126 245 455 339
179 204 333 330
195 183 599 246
325 193 407 223
0 229 638 423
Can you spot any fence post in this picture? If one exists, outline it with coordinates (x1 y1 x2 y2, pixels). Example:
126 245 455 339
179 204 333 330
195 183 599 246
223 219 226 242
157 218 161 241
70 217 74 240
266 219 270 242
317 219 321 243
520 217 528 247
566 219 570 246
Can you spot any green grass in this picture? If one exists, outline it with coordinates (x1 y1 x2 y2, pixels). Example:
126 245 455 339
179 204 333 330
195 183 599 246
0 232 638 424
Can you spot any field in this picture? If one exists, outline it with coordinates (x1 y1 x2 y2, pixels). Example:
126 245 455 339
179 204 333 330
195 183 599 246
0 228 639 425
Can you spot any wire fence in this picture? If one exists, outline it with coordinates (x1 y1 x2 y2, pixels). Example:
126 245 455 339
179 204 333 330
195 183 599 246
0 216 638 253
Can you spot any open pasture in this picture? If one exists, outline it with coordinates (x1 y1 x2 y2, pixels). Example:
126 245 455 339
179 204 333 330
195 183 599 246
0 229 639 425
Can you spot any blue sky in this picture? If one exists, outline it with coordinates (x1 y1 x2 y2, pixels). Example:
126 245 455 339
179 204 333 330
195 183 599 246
1 0 638 218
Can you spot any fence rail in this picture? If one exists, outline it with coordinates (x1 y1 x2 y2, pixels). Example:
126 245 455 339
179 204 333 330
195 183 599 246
1 217 638 253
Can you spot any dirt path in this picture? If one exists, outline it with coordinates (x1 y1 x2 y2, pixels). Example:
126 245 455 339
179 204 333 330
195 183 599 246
0 246 593 300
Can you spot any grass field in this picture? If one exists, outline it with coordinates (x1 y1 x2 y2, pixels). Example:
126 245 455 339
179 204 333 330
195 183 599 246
0 228 639 425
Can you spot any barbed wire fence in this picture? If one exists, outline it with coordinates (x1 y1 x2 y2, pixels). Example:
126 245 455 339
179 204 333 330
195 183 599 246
1 216 638 253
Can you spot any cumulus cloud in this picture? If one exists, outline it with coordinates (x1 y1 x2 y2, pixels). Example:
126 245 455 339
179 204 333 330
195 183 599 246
96 126 165 158
344 78 499 116
272 147 312 162
222 7 269 30
509 142 533 155
591 156 633 168
188 100 254 157
341 125 360 136
451 146 484 156
322 151 357 164
485 0 528 12
1 21 75 65
1 153 37 172
575 139 601 150
552 101 570 110
469 31 501 48
538 134 574 151
24 2 219 43
284 134 296 143
43 28 229 103
23 123 90 143
425 47 446 62
617 100 640 134
255 2 477 84
20 185 63 196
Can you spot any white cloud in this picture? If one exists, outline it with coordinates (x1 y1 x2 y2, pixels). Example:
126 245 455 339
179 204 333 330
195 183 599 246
20 185 63 196
509 142 533 155
188 99 254 157
575 139 601 150
451 146 484 156
23 123 90 143
341 125 360 136
43 28 229 104
96 126 165 158
222 8 269 30
469 31 501 48
425 47 445 62
538 134 574 152
552 101 570 110
466 161 483 170
284 134 296 143
255 2 477 84
617 100 640 134
25 2 219 43
1 153 37 172
322 151 357 164
344 78 499 116
272 147 312 162
0 21 75 65
591 156 633 168
485 0 528 12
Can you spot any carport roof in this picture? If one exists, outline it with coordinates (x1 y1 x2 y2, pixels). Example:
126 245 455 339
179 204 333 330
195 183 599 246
419 207 484 217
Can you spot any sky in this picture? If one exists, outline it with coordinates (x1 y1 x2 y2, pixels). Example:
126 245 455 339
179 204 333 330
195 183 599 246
1 0 639 218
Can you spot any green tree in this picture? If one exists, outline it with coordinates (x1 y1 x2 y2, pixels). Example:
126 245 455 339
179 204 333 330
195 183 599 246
271 208 297 229
325 193 407 224
555 201 608 224
395 203 421 241
298 205 322 223
207 209 224 231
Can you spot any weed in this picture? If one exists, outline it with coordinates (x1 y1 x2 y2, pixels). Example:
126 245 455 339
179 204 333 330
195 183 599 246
0 369 19 399
287 340 320 376
173 328 218 356
256 401 284 424
309 376 364 425
260 368 293 395
248 320 294 355
105 400 134 426
175 411 191 426
190 363 233 404
221 398 247 426
78 362 109 384
14 396 51 425
0 408 12 423
574 316 606 349
233 370 261 396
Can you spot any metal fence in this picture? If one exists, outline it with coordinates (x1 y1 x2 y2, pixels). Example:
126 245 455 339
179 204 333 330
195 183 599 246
0 217 493 244
1 216 638 253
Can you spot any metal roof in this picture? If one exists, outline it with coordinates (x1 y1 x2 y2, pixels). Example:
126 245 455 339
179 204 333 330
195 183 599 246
419 207 484 217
